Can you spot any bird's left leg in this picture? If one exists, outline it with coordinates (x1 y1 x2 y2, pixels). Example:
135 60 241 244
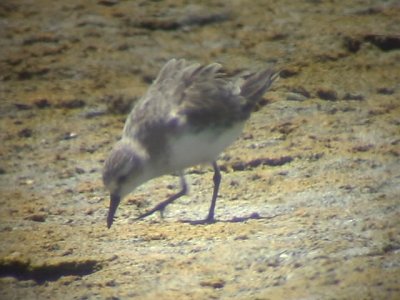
135 172 187 220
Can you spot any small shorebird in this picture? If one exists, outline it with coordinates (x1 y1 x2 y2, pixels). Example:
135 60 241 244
103 59 278 228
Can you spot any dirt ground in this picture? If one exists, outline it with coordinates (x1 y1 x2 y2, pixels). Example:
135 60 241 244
1 0 399 299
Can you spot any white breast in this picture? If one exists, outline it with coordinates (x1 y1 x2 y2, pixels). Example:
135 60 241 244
167 122 245 171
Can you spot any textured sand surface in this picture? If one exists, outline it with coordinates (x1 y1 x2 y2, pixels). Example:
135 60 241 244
1 0 399 299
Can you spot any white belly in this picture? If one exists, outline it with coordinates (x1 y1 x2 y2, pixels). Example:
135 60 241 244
167 122 245 171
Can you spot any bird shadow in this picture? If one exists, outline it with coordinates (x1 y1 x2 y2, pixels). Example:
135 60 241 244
180 212 278 225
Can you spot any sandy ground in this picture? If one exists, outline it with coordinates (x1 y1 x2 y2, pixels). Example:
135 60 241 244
1 0 399 299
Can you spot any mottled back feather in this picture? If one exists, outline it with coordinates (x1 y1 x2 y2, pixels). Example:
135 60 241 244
123 59 277 157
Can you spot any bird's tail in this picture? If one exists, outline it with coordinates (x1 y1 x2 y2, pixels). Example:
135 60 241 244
239 68 279 106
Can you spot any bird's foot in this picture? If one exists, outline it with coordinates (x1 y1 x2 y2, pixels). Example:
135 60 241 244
135 200 171 220
180 215 216 225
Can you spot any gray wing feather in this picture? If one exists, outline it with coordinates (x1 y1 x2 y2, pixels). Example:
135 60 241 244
239 69 278 104
123 59 277 153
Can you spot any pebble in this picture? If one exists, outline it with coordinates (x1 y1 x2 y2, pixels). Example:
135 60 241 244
286 92 307 101
18 128 33 138
343 92 365 101
317 88 338 101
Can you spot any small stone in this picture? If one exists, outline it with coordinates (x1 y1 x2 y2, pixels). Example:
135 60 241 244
279 67 299 78
262 156 293 166
98 0 119 6
34 98 51 108
200 278 225 289
234 234 249 240
364 34 400 51
75 167 85 174
25 179 35 185
343 36 362 53
14 103 32 110
289 86 311 98
61 132 78 140
377 87 395 95
105 279 117 287
352 144 373 152
25 213 47 222
103 94 136 115
84 109 107 118
18 128 33 138
286 92 307 101
343 92 365 101
59 99 86 109
317 88 338 101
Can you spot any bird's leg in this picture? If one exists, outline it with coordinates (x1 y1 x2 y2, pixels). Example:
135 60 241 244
204 161 220 223
136 172 187 220
184 161 220 225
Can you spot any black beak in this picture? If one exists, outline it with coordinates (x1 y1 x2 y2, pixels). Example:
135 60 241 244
107 193 121 229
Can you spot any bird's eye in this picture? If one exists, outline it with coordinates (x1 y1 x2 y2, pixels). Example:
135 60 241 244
117 175 127 184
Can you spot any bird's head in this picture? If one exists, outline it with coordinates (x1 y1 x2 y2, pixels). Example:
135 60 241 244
102 139 149 228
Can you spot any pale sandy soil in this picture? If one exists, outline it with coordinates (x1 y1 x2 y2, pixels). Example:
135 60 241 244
0 0 399 299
